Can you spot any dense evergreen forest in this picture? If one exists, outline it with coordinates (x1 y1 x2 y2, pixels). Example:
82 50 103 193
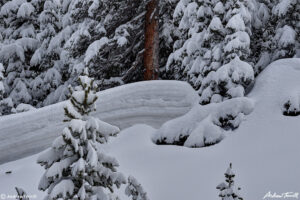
0 0 299 115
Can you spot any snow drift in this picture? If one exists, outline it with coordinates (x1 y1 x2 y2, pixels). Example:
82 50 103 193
0 80 198 164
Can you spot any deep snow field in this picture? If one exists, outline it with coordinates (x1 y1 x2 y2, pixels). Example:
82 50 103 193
0 59 300 200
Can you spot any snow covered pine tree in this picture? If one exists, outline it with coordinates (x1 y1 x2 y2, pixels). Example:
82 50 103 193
217 163 243 200
61 0 148 92
125 176 149 200
166 0 255 105
30 0 62 107
0 0 39 107
271 0 300 61
37 68 126 199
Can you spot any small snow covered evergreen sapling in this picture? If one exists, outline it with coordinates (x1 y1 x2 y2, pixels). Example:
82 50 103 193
37 68 126 199
217 163 243 200
125 176 149 200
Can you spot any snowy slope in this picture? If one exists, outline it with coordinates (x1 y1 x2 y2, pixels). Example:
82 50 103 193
0 80 198 164
0 59 300 200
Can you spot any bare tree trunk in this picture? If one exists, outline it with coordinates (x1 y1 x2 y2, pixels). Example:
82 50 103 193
144 0 159 80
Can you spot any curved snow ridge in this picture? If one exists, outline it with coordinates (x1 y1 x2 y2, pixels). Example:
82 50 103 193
249 58 300 113
0 80 198 164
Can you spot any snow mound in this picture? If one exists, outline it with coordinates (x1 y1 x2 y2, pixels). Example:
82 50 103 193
0 80 198 163
249 58 300 114
153 97 254 147
15 103 37 113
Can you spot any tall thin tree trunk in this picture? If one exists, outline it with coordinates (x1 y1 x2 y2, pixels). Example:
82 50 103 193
144 0 159 80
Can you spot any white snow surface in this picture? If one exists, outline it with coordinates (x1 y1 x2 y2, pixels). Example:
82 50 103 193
15 103 37 113
0 59 300 199
0 80 198 163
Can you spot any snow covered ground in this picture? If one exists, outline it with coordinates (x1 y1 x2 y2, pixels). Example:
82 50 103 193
0 80 198 164
0 59 300 199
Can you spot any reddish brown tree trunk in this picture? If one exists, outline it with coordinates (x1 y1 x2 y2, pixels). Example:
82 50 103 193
144 0 159 80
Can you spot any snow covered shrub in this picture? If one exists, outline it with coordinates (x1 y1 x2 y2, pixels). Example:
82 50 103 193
282 94 300 116
153 97 254 148
217 163 243 200
37 69 126 199
125 176 149 200
183 116 225 148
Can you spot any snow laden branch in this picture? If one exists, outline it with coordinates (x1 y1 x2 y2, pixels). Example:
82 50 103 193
125 176 149 200
153 97 254 148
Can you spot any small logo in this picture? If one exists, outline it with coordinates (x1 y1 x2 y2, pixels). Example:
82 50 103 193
263 191 299 199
